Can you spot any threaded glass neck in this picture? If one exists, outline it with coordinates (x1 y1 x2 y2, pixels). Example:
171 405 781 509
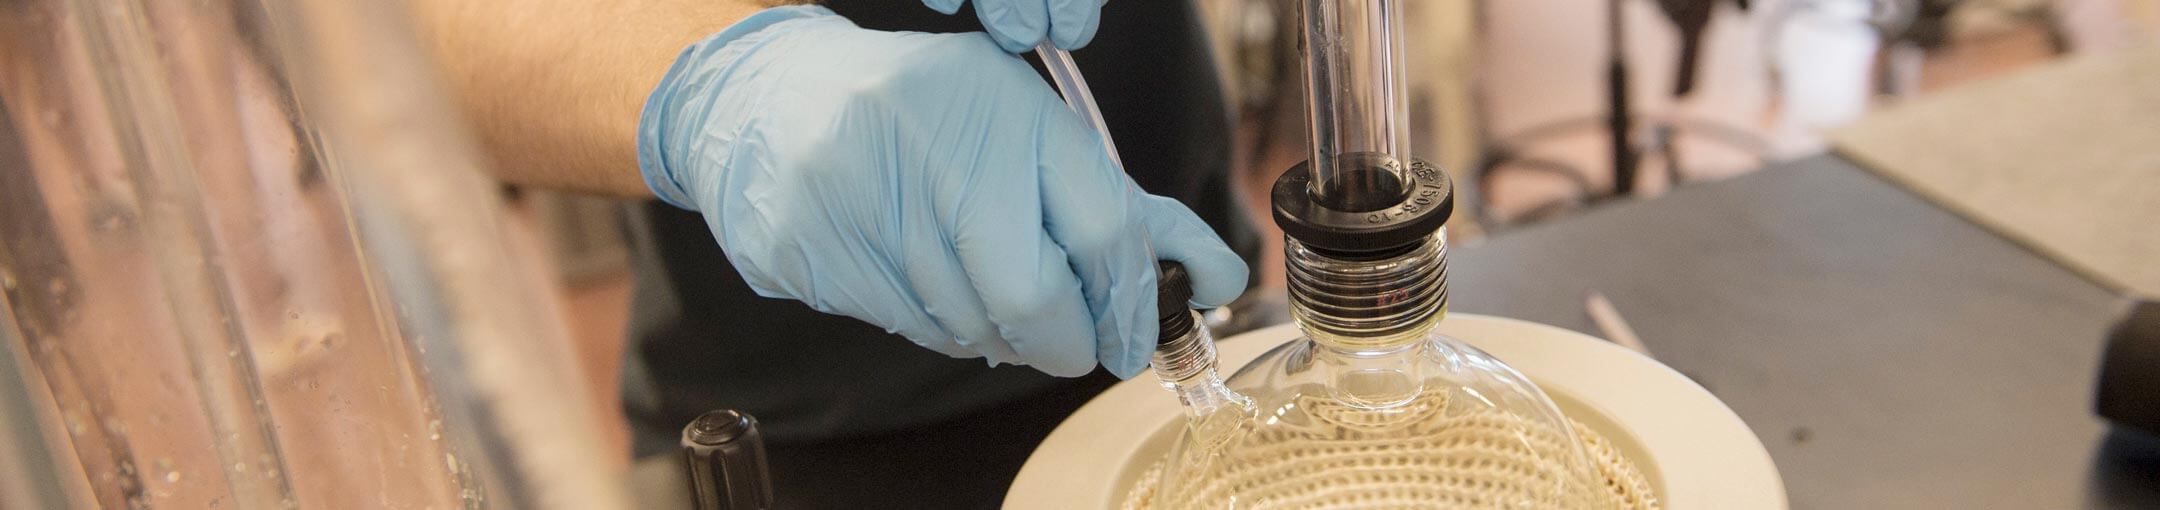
1152 311 1215 385
1285 230 1449 350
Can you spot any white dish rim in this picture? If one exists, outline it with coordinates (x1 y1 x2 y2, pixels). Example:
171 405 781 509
1005 313 1787 509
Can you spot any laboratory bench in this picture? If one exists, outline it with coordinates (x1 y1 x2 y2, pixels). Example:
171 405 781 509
1446 153 2150 509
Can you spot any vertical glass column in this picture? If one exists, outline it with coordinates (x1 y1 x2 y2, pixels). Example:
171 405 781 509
1300 0 1411 212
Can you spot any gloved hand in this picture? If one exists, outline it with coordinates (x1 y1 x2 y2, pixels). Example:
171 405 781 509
922 0 1106 53
638 6 1247 378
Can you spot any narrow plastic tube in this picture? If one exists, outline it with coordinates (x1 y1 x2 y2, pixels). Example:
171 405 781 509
1034 45 1125 171
1299 0 1410 211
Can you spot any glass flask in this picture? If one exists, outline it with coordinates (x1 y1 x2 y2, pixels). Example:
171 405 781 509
1140 0 1656 506
1146 263 1260 462
1137 233 1639 510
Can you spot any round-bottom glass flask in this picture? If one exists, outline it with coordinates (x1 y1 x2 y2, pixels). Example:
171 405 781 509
1141 233 1632 510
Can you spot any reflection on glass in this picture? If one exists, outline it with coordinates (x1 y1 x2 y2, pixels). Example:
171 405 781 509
0 1 622 508
1129 232 1655 509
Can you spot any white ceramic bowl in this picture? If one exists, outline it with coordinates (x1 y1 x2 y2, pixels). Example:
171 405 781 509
1007 314 1786 509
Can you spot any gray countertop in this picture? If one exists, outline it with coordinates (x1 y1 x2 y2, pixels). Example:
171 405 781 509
1447 154 2149 509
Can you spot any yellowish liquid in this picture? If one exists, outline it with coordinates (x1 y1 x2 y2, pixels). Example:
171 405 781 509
1128 389 1658 510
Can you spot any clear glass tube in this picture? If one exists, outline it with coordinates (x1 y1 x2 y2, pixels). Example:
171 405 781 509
1147 313 1257 504
1151 312 1252 422
1300 0 1411 211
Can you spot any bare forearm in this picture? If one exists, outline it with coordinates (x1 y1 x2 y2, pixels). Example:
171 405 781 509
406 0 786 197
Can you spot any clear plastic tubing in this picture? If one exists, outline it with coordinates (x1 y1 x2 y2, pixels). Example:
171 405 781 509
1300 0 1411 211
1034 45 1125 171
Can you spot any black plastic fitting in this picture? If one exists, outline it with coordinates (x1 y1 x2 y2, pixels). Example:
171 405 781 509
1271 155 1454 259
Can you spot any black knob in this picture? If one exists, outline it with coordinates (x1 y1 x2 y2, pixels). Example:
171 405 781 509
681 410 773 510
1157 261 1195 343
2097 301 2160 437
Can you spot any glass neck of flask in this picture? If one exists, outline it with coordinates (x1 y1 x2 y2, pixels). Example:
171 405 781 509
1285 230 1450 351
1151 312 1246 418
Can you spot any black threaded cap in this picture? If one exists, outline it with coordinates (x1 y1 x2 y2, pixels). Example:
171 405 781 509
1158 261 1192 319
1156 261 1196 343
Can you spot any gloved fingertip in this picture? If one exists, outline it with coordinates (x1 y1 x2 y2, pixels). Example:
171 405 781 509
742 280 790 300
1049 2 1101 49
1106 354 1146 380
1106 325 1153 379
1138 197 1250 308
1049 26 1092 51
975 0 1049 53
923 0 964 15
1119 301 1158 378
1185 255 1248 309
988 30 1034 54
1036 355 1096 378
1069 14 1103 50
1083 314 1150 381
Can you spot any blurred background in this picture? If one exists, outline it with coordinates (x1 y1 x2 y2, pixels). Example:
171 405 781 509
6 0 2158 508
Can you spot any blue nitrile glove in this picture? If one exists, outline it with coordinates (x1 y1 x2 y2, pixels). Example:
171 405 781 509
922 0 1106 53
637 6 1247 378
